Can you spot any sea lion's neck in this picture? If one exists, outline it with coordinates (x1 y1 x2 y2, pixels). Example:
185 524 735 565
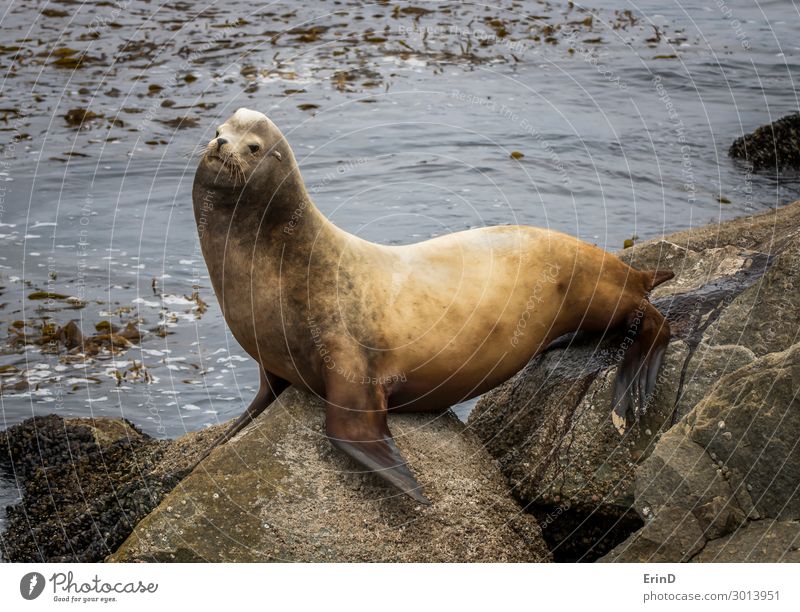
194 179 345 255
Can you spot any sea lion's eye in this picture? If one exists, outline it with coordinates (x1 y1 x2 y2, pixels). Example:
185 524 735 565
248 143 260 153
215 130 220 138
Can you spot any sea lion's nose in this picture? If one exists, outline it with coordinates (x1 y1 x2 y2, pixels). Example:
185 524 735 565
216 138 228 149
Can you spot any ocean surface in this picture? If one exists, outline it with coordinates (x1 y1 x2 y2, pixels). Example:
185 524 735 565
0 0 798 455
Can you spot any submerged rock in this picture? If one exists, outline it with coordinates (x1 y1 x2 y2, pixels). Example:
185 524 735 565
729 112 800 171
470 201 800 562
110 387 550 563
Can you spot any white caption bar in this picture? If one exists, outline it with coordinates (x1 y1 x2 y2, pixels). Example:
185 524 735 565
1 563 797 611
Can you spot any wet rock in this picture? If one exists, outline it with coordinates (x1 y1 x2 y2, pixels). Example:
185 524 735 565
468 334 684 560
729 112 800 171
470 201 800 562
110 387 550 563
603 254 800 561
0 415 216 562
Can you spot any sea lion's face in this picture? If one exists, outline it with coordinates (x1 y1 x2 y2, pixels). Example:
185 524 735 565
198 108 282 189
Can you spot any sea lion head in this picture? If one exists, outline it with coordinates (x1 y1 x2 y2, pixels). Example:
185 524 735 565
196 108 297 194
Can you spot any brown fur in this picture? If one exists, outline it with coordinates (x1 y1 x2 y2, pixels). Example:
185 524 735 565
192 108 673 503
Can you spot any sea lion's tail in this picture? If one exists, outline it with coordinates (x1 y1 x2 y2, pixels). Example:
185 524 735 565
611 300 671 435
642 268 675 291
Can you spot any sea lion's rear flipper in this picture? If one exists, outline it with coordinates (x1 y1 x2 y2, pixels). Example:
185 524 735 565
612 302 671 435
324 390 430 505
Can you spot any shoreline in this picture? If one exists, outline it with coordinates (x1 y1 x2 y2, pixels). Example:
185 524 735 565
3 200 799 562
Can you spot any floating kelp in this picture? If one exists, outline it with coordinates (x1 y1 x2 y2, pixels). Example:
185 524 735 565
64 108 103 127
623 235 638 249
185 292 208 317
28 291 70 300
290 25 330 43
6 318 145 355
41 8 68 17
47 47 104 69
157 116 201 129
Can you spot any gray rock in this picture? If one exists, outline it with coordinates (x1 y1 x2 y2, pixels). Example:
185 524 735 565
687 343 800 520
603 341 800 562
692 520 800 562
694 496 747 540
677 342 756 419
599 505 706 563
109 387 550 562
469 335 685 515
470 201 800 562
634 425 737 519
703 242 800 356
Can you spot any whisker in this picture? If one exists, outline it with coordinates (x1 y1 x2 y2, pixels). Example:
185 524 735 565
187 143 209 159
228 151 246 185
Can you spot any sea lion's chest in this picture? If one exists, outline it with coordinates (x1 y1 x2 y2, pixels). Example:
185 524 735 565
200 231 327 383
201 233 281 352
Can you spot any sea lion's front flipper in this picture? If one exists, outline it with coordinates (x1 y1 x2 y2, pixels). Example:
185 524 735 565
329 432 431 505
324 382 430 505
194 369 289 467
612 302 671 435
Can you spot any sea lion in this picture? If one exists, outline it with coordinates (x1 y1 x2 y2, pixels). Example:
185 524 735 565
192 108 673 504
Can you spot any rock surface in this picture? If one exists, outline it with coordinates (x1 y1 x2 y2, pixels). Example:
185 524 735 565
5 203 800 563
0 415 218 562
691 520 800 562
109 387 550 562
469 201 800 562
